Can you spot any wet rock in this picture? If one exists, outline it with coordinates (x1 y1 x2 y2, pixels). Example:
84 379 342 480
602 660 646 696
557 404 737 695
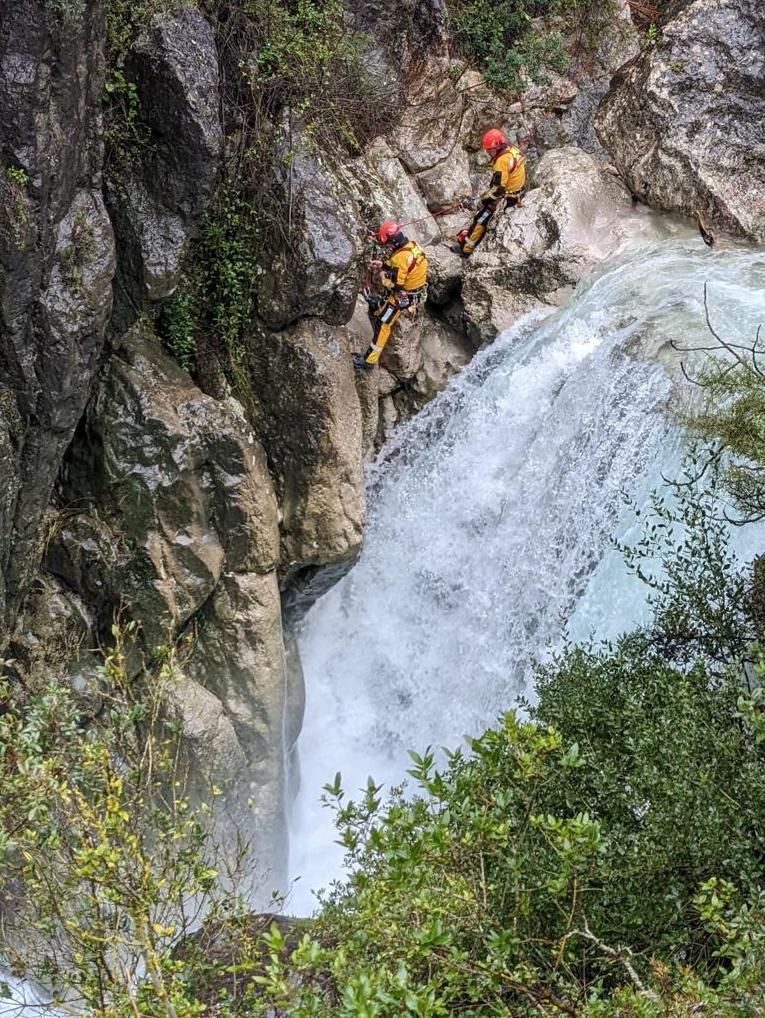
596 0 765 239
109 6 222 305
172 570 290 898
379 314 473 442
0 0 116 639
460 146 650 344
411 314 474 400
246 318 365 578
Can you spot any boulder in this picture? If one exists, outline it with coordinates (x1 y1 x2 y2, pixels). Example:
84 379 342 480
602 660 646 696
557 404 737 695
109 6 223 305
380 313 425 381
460 146 647 345
415 145 473 208
596 0 765 239
246 318 366 578
255 134 366 329
58 326 280 648
0 0 116 640
382 314 473 443
366 139 441 247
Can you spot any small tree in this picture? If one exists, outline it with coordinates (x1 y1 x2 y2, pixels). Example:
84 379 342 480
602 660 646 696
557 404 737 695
0 623 224 1017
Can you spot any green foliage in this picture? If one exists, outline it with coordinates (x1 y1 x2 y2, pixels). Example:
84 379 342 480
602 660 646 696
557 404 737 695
156 186 260 377
5 166 29 188
616 453 754 666
0 625 224 1016
44 0 86 27
234 0 395 150
160 288 198 370
244 654 765 1016
103 68 146 189
3 165 31 244
105 0 179 63
684 323 765 523
447 0 618 93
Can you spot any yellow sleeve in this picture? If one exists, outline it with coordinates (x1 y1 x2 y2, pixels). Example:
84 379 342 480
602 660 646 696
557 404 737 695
383 251 408 288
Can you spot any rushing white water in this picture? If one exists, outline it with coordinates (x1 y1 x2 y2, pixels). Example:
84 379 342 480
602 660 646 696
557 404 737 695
288 232 765 915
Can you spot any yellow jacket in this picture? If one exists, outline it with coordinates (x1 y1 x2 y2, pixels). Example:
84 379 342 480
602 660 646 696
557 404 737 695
381 239 428 291
486 146 526 200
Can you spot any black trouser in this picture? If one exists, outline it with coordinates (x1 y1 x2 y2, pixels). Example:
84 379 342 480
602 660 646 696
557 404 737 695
462 192 523 255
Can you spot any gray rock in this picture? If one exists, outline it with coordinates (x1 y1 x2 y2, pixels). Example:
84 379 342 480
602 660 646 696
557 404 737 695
460 147 655 344
531 1 639 157
255 134 366 329
0 0 116 640
59 326 280 648
246 317 366 578
426 242 465 306
380 313 425 381
173 570 290 899
381 314 473 443
347 0 449 77
596 0 765 239
109 6 223 304
7 575 101 712
366 138 441 247
50 327 290 897
415 144 473 208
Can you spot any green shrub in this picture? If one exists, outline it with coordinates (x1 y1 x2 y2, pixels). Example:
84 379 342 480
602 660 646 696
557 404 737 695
159 287 198 370
447 0 620 93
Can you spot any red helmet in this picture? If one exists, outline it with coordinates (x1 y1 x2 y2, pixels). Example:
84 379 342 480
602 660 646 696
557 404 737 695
376 220 400 245
482 128 507 152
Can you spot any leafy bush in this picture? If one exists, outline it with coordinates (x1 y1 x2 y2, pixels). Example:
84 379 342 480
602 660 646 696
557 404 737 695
447 0 630 93
0 626 222 1016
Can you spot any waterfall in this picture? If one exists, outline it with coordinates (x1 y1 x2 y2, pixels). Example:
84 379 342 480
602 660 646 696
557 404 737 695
288 234 765 915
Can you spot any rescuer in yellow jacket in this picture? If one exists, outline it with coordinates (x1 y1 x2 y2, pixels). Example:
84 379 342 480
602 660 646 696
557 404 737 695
354 220 429 371
453 129 526 258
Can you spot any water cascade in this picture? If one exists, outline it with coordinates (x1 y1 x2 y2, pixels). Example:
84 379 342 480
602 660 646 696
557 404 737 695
289 232 765 915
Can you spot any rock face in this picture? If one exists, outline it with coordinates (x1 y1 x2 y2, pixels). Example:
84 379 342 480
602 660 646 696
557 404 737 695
256 136 366 330
529 1 639 157
50 328 294 891
246 319 366 579
108 5 223 307
458 147 652 345
597 0 765 239
0 0 116 638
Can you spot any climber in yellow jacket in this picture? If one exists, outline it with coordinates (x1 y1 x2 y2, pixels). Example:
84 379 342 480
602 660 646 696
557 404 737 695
452 129 526 258
354 221 429 371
